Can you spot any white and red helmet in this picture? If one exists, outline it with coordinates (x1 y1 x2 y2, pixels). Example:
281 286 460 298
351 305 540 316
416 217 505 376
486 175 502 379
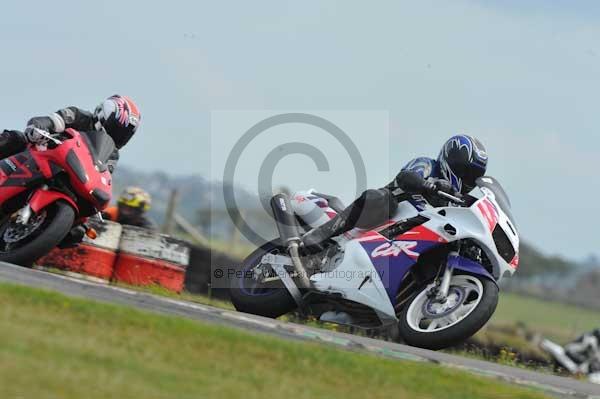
94 95 141 148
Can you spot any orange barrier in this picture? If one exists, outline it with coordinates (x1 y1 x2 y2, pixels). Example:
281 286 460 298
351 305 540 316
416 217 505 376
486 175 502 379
37 220 122 280
112 226 190 292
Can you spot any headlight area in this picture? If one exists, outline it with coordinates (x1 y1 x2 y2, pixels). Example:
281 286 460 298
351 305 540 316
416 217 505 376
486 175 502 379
492 225 516 263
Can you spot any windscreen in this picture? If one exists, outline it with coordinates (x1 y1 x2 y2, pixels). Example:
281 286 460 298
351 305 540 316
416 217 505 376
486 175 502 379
81 131 116 166
475 176 517 227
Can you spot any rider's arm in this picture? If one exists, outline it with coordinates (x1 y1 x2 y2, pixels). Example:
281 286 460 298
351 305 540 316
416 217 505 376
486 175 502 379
402 157 436 179
27 107 95 134
385 157 437 196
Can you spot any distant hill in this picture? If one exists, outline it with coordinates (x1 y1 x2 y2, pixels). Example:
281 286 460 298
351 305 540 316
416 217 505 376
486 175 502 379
112 165 260 226
517 242 575 277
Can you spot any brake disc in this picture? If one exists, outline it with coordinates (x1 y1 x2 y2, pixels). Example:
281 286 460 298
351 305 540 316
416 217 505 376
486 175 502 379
3 211 47 243
422 286 466 319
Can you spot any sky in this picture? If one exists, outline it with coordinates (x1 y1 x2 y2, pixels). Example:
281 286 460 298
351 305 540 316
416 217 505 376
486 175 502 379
1 0 599 259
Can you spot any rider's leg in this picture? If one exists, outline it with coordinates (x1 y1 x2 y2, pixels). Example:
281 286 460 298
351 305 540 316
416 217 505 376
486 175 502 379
301 188 397 250
0 130 27 159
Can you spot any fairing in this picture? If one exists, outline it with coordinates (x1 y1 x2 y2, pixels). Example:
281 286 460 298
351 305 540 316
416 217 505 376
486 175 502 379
303 176 519 323
474 176 516 228
0 128 113 216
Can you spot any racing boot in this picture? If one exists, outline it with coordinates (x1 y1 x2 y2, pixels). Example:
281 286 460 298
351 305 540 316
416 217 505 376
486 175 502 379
301 208 352 252
301 188 393 251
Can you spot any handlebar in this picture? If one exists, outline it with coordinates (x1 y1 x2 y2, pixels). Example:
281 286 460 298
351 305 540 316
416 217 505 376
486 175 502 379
32 128 63 145
437 190 464 204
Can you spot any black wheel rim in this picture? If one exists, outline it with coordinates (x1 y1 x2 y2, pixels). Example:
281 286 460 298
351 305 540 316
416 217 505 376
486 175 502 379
239 248 282 297
0 209 50 253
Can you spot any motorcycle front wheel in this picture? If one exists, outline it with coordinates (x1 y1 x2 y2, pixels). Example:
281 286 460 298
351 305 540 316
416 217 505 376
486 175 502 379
0 201 75 266
398 273 498 350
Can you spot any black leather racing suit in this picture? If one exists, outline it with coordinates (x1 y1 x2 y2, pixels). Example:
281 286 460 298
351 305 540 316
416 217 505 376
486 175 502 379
301 162 456 249
0 106 120 172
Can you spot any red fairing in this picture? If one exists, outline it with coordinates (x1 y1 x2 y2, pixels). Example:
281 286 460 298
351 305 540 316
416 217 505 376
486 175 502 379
396 225 447 243
0 153 40 208
476 198 499 232
356 230 388 242
0 128 113 215
510 254 519 269
29 189 77 214
356 224 447 244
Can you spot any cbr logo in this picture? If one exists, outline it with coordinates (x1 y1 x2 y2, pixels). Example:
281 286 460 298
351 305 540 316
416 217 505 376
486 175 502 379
372 241 419 259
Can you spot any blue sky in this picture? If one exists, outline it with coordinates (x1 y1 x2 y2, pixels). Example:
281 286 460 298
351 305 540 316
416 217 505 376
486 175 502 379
1 1 599 259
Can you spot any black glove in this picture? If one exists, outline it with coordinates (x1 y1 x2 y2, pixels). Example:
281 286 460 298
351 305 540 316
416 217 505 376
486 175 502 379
424 179 461 207
432 179 457 196
23 126 50 145
423 179 459 197
394 171 457 198
23 116 56 145
421 179 437 196
395 170 436 195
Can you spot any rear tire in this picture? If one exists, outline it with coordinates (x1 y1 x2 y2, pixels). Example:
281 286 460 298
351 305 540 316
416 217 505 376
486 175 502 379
229 241 296 318
0 201 76 266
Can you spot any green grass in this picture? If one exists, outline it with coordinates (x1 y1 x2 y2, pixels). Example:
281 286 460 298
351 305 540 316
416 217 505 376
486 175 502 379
489 292 600 343
446 292 600 368
119 279 599 363
0 283 550 399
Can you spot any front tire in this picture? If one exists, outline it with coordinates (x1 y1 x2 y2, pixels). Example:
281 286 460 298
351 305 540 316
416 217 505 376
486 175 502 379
229 241 296 318
398 273 498 350
0 201 76 266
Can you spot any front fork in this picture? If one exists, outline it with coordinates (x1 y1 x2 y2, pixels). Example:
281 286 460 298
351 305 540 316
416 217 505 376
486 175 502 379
15 204 33 225
14 185 49 225
435 245 462 301
435 252 457 300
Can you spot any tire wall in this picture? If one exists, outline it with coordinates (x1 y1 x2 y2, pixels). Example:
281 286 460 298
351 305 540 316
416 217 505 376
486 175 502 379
36 220 238 297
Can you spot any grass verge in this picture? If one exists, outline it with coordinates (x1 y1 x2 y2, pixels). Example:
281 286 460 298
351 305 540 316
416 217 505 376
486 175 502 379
490 292 600 343
0 282 551 399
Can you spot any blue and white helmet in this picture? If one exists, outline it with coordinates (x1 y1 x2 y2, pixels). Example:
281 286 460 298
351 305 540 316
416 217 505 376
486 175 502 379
438 135 488 193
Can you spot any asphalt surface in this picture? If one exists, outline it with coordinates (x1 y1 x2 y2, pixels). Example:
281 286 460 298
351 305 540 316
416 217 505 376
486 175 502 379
1 262 599 399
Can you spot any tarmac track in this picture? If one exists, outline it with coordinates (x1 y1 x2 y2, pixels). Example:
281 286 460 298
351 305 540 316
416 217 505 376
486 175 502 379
1 262 599 399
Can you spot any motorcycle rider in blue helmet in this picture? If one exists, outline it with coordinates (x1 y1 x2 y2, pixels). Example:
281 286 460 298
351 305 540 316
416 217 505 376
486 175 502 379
302 135 489 249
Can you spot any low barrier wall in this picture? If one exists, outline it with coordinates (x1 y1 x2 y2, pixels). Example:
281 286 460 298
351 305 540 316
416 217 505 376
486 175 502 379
37 221 238 297
113 226 190 293
37 220 122 280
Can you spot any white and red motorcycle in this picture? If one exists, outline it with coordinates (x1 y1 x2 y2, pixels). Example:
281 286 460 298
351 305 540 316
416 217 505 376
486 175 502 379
230 177 519 349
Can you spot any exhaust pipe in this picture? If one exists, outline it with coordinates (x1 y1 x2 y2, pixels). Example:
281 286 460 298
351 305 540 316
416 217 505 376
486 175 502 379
270 193 310 287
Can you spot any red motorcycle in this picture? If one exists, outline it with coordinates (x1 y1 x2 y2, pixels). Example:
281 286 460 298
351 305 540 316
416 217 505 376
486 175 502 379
0 128 114 265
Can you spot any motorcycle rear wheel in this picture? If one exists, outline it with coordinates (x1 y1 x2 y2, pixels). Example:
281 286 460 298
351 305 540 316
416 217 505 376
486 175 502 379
0 201 75 267
229 241 296 318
